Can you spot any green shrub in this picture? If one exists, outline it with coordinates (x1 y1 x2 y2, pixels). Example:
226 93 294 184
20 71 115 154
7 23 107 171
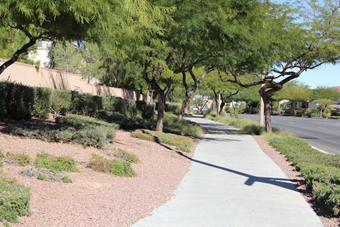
5 152 31 166
166 103 181 115
51 89 72 115
62 176 73 183
34 152 79 172
0 181 31 223
141 104 155 120
33 87 52 119
0 82 7 120
1 82 34 120
37 174 46 180
114 148 140 163
113 98 138 117
56 114 119 130
110 160 137 177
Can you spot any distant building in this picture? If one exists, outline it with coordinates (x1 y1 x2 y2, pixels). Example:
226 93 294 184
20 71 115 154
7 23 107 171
28 40 53 68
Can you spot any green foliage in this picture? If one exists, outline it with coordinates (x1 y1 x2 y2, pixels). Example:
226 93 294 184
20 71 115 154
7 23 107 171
95 110 151 130
0 82 34 120
51 90 72 115
267 135 340 216
109 160 137 177
56 114 119 130
37 174 46 180
141 104 155 120
70 91 104 117
4 152 31 166
162 113 204 138
34 152 79 172
32 87 52 119
229 105 245 118
311 86 340 101
62 176 73 183
165 103 181 115
131 129 192 153
114 148 140 163
0 181 31 223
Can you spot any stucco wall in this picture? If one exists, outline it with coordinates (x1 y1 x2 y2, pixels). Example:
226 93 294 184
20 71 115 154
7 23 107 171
0 59 145 101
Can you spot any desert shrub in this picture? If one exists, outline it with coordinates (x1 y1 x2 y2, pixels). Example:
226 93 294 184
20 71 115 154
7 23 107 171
19 166 69 182
0 82 6 120
4 152 31 166
51 89 72 115
0 181 31 223
62 176 73 183
131 129 192 153
141 104 155 120
113 98 138 117
34 152 79 172
229 105 245 118
110 160 137 177
87 154 110 173
32 87 52 119
113 148 140 163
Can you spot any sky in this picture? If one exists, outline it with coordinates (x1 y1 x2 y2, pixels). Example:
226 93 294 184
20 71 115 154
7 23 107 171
295 64 340 88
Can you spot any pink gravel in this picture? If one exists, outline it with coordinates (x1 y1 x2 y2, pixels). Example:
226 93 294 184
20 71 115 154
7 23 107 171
0 129 199 227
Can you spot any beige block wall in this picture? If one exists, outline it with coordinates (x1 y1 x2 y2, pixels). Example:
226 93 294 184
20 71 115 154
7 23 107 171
0 59 145 101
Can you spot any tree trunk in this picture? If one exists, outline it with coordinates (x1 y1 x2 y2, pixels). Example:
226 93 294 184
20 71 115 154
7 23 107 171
178 95 190 121
219 99 225 116
262 93 272 133
156 92 166 132
217 92 221 116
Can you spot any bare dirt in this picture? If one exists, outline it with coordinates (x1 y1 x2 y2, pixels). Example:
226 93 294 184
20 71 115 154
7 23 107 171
0 118 338 227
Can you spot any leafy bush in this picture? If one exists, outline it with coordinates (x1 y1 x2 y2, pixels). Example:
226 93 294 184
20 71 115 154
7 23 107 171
33 87 52 119
141 104 155 120
0 82 34 120
56 114 119 130
95 110 151 130
268 135 340 215
51 89 72 115
110 160 137 177
34 152 79 172
131 129 192 153
166 103 181 115
0 181 31 223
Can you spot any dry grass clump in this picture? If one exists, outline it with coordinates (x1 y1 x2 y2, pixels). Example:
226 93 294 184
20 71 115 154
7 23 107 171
19 166 68 182
87 155 110 173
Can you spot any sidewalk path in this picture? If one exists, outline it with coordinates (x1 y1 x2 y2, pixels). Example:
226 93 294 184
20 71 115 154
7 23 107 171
132 117 323 227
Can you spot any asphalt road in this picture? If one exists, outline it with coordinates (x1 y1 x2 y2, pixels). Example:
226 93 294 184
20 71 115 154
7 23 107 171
239 114 340 155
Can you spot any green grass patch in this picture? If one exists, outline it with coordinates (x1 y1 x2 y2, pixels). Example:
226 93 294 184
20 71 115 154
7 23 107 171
131 129 192 153
34 152 79 172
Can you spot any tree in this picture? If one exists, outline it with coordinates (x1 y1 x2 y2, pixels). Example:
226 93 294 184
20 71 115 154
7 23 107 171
311 86 340 101
200 70 240 116
313 98 335 118
0 0 117 74
275 81 311 116
218 0 340 133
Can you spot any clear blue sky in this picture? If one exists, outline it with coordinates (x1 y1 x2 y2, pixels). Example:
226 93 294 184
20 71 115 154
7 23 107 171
295 64 340 89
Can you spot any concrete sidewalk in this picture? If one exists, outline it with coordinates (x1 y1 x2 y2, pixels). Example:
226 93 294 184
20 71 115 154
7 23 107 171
132 118 323 227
